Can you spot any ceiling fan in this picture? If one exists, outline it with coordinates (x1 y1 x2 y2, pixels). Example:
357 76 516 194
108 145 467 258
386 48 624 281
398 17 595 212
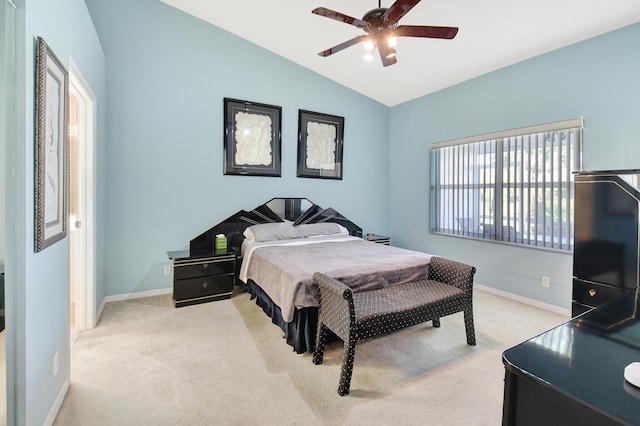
312 0 458 67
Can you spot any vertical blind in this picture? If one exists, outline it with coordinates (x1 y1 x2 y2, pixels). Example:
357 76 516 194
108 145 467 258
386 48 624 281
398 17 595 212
430 118 583 251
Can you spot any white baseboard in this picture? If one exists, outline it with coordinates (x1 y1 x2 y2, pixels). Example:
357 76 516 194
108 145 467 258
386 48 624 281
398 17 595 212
475 283 571 317
44 377 70 426
96 287 173 324
96 297 106 323
103 287 172 303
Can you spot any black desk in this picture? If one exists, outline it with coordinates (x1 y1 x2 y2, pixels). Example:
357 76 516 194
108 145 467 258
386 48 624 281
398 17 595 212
502 289 640 426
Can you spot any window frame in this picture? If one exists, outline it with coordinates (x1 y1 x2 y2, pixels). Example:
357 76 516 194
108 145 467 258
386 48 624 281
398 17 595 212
429 118 583 252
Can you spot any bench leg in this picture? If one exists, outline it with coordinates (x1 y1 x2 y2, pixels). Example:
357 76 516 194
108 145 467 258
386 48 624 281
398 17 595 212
338 335 357 396
432 318 441 328
313 323 328 365
464 307 476 346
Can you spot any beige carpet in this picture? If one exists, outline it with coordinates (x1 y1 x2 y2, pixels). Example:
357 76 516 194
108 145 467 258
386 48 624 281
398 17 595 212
53 287 568 425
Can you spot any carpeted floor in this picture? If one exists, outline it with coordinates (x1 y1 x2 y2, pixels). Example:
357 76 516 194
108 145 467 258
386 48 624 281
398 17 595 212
53 287 568 425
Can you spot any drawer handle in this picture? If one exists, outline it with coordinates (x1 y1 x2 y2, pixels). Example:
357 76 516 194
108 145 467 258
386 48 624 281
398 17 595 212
588 289 596 297
202 282 208 288
203 263 209 269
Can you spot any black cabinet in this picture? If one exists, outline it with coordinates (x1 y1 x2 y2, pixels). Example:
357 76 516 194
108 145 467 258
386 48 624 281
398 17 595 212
168 251 236 308
572 171 640 317
572 278 630 316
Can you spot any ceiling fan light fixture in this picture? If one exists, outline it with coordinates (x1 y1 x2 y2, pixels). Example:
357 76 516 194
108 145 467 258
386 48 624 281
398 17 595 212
363 39 375 52
364 51 376 62
387 34 398 48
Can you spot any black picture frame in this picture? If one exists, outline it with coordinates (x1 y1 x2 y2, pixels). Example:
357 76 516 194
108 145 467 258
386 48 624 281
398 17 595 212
34 37 69 252
297 109 344 180
223 98 281 177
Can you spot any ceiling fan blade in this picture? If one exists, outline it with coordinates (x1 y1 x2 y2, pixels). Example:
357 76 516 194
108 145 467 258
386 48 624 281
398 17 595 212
377 44 398 67
395 25 459 39
318 34 370 57
312 7 369 29
382 0 421 25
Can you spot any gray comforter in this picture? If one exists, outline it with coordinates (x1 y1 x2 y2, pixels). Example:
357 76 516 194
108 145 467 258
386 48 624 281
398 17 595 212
242 237 433 322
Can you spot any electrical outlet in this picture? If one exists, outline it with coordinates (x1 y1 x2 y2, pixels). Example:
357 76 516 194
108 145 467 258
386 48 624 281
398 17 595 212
542 276 550 288
163 265 171 276
53 352 59 376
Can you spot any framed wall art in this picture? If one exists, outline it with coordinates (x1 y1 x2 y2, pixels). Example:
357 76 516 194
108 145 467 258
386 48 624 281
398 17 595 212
223 98 282 177
297 109 344 180
34 37 69 252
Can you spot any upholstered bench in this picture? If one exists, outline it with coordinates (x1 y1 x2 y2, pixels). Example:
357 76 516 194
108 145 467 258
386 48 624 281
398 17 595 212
312 256 476 396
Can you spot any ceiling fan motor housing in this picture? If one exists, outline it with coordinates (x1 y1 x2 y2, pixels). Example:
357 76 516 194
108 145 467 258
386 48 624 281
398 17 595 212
362 8 396 32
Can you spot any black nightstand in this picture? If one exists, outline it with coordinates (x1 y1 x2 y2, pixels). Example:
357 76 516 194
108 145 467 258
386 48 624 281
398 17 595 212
364 234 390 245
167 249 237 308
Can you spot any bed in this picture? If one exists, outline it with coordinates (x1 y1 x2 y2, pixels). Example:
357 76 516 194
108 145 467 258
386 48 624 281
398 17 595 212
188 198 433 353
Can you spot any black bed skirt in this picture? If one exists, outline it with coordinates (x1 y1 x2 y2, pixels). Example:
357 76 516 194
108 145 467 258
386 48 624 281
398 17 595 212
245 280 319 354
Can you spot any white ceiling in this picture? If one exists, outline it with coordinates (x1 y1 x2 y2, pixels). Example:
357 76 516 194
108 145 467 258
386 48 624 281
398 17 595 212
159 0 640 107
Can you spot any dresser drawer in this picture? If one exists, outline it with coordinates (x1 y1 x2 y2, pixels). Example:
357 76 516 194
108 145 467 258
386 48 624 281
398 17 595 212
571 301 594 318
174 274 234 303
174 256 235 280
572 279 626 309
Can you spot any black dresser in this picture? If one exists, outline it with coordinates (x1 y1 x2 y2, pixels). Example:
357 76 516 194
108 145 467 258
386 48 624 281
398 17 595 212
502 289 640 425
573 171 640 316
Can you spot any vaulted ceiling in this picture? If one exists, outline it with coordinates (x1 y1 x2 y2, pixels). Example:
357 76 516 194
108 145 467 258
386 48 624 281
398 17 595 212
160 0 640 106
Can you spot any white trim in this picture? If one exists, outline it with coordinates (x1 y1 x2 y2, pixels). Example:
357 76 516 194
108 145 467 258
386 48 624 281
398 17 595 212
103 287 173 304
43 377 69 426
475 282 571 317
70 329 78 349
430 117 584 149
67 57 97 331
96 297 106 324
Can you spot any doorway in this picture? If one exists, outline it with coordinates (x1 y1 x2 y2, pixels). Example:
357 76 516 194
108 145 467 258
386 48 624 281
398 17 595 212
68 62 96 342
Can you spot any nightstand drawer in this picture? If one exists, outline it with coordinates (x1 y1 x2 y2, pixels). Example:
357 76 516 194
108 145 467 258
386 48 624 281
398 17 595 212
364 234 390 245
174 274 234 302
174 257 235 280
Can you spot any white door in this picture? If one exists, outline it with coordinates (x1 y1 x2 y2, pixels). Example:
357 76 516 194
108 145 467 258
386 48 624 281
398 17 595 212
68 62 96 337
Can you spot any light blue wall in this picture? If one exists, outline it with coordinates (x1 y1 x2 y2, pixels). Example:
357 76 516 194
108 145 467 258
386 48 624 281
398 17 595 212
84 0 390 297
389 23 640 310
8 0 105 423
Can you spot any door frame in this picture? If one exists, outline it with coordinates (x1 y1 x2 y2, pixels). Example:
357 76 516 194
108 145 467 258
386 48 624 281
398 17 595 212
67 58 96 332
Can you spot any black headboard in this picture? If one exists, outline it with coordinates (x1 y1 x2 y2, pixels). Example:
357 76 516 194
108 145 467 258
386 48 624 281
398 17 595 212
189 198 363 253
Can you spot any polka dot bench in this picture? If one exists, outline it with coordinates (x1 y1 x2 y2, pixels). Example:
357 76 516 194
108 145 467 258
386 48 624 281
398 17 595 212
312 256 477 396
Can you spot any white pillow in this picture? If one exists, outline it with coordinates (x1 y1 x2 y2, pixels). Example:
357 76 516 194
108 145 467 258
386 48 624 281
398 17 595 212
294 223 348 237
243 222 348 243
243 222 298 243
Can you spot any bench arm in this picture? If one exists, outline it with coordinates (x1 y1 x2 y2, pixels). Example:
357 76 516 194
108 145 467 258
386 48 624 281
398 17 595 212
313 272 356 341
428 257 476 293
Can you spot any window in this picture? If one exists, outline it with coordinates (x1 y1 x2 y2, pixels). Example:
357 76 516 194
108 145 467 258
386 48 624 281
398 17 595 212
430 118 583 251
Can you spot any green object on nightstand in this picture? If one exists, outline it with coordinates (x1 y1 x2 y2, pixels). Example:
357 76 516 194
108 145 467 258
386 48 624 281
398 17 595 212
215 234 228 254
